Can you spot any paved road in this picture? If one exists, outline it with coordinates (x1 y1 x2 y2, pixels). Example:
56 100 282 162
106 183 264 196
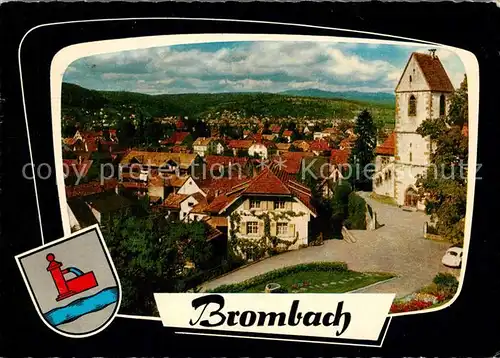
201 192 458 297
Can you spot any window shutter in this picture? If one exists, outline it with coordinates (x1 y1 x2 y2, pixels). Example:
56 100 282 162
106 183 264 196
288 223 295 237
258 221 264 235
240 222 246 235
271 222 277 236
243 199 250 210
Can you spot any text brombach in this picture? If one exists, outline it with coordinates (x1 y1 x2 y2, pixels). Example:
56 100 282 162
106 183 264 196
189 294 351 336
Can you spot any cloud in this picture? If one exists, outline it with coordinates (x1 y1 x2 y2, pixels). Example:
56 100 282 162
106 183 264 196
64 41 466 95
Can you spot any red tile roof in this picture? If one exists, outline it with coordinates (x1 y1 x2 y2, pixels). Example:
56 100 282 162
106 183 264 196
121 182 148 189
175 120 185 129
339 138 355 150
199 169 317 216
170 145 190 153
270 125 281 133
282 130 293 137
160 132 190 145
330 149 351 165
65 179 118 199
375 132 395 156
413 52 455 92
204 155 249 169
163 193 189 209
228 140 253 149
63 159 93 178
310 139 331 152
204 216 228 228
243 169 291 195
197 176 250 198
204 191 242 214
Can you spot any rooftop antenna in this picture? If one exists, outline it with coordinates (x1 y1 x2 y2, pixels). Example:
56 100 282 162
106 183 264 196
429 49 437 58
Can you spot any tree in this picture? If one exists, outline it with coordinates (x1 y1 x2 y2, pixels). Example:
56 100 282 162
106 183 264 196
349 109 377 190
101 209 214 315
182 134 194 149
117 118 136 149
415 75 468 245
144 121 163 146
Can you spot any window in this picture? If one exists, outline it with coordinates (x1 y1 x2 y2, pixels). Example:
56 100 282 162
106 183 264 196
250 199 260 209
247 221 259 234
274 200 286 209
409 152 413 162
408 95 417 116
277 223 288 236
409 75 412 83
439 94 446 116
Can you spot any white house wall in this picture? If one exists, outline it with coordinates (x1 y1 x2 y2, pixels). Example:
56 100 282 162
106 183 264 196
227 197 311 250
396 55 429 92
177 177 205 196
373 159 395 198
180 196 199 221
187 212 209 222
248 144 268 160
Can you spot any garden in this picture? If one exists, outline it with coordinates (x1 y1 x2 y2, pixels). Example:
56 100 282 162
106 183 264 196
207 262 395 293
390 272 459 313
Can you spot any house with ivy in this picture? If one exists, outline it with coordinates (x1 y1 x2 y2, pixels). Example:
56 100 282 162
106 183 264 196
200 169 317 259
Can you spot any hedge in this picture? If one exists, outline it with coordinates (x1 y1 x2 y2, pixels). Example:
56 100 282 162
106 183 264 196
207 262 348 293
345 192 367 230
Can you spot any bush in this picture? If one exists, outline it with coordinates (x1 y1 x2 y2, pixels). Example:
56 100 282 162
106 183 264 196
207 262 348 293
345 192 367 230
418 273 458 301
433 272 458 297
433 272 458 290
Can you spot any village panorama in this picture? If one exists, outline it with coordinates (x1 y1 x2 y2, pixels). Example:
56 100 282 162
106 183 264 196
60 41 469 316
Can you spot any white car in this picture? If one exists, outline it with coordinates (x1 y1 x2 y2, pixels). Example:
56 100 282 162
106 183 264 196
441 247 463 268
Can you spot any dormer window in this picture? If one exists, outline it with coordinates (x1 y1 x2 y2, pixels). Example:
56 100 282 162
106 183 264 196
408 95 417 116
250 199 260 209
274 200 286 210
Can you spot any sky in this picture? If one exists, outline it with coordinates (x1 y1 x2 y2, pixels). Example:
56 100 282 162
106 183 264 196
63 41 466 95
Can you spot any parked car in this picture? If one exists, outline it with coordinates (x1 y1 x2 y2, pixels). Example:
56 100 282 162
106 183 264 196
441 247 463 268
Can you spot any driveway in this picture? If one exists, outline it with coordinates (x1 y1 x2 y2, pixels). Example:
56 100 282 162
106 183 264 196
201 192 458 297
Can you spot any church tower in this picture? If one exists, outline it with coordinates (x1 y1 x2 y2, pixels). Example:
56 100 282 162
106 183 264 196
393 50 454 208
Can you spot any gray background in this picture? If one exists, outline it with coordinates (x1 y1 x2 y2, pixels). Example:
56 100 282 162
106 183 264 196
19 231 118 334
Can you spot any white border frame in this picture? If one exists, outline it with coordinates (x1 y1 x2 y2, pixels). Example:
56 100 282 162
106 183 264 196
17 17 479 343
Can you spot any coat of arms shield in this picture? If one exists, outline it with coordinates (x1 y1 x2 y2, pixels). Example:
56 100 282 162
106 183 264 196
15 225 121 338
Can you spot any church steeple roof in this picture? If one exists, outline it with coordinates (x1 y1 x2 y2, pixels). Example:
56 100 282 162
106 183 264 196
413 52 454 92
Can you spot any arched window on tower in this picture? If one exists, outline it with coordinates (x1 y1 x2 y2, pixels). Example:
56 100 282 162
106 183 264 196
439 94 446 116
408 95 417 116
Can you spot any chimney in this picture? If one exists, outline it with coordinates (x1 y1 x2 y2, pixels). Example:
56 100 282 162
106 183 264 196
429 49 436 58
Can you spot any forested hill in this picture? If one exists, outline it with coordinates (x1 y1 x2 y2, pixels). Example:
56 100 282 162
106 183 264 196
280 89 395 106
61 82 395 125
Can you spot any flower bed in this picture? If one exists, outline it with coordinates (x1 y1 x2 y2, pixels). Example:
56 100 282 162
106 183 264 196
390 273 458 313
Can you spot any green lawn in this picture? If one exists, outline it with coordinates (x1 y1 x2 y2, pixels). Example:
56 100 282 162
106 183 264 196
241 271 394 293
